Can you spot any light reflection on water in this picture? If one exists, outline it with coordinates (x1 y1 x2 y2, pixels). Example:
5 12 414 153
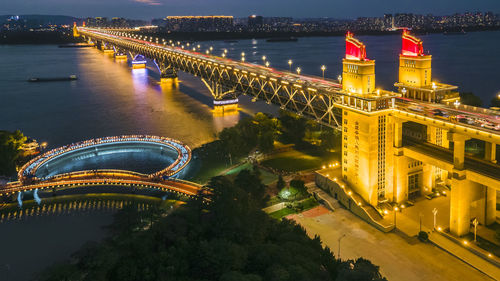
0 194 172 281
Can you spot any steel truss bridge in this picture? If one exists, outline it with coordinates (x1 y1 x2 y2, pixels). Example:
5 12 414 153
78 27 399 129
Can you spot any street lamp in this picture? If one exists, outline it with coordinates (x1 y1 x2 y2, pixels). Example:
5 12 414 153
241 57 245 62
288 59 293 72
338 75 342 84
321 65 326 79
338 234 346 259
296 67 301 75
265 61 270 68
262 55 266 63
393 206 399 229
432 208 438 230
473 218 479 242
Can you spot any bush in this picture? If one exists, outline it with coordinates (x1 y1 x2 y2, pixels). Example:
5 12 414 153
418 231 429 242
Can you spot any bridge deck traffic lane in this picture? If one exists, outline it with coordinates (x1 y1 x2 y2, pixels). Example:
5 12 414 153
403 140 500 186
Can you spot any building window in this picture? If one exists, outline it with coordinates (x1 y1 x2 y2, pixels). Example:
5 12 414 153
377 115 386 199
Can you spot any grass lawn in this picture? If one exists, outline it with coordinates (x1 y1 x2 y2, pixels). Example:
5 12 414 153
268 197 320 219
225 162 278 185
269 207 296 219
190 158 232 184
261 147 338 172
299 197 320 210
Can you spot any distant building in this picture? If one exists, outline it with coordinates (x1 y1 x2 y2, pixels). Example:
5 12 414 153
164 16 234 32
111 17 128 28
248 15 263 28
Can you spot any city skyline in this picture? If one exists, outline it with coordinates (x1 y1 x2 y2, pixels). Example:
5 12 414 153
3 0 500 19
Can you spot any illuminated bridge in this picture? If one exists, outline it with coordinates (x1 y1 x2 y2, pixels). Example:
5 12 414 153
1 135 199 200
75 26 500 237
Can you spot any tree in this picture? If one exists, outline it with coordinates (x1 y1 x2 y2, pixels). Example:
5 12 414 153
320 128 341 152
276 175 286 191
459 92 483 107
0 130 27 176
39 170 385 281
336 258 387 281
491 95 500 108
278 110 307 144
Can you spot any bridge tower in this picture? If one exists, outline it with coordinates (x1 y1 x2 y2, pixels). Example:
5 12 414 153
72 22 80 37
340 33 397 207
394 30 459 103
342 32 375 95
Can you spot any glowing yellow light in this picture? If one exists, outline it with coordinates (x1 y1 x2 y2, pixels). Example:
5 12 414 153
437 226 442 231
348 191 352 195
384 210 388 215
394 207 399 211
463 240 468 245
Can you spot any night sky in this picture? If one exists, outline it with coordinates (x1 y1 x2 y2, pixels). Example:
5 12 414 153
3 0 500 19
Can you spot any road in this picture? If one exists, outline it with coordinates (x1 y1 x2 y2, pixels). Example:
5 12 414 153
290 206 495 281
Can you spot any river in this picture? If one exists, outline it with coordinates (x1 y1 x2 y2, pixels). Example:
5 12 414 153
0 31 499 280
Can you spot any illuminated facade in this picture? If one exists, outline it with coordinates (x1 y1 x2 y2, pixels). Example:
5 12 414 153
394 30 459 103
341 33 394 206
342 32 375 95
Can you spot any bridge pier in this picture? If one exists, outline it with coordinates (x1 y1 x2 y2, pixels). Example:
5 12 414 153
201 78 238 114
131 54 146 69
484 142 497 164
114 48 128 61
450 175 496 236
154 59 178 82
17 191 23 208
34 188 41 205
448 132 470 170
422 163 436 193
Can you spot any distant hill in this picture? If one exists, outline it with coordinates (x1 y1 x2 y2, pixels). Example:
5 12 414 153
0 14 81 25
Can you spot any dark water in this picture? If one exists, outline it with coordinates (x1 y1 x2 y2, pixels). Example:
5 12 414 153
35 142 178 178
0 31 499 280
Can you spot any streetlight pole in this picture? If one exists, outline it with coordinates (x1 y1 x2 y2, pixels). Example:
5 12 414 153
393 206 398 230
321 65 326 80
338 234 346 259
296 67 301 75
432 208 438 230
288 59 293 72
419 213 423 232
473 218 478 242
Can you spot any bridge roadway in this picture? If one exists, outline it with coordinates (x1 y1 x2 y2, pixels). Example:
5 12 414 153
403 140 500 188
78 27 500 143
0 135 200 199
0 176 201 197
